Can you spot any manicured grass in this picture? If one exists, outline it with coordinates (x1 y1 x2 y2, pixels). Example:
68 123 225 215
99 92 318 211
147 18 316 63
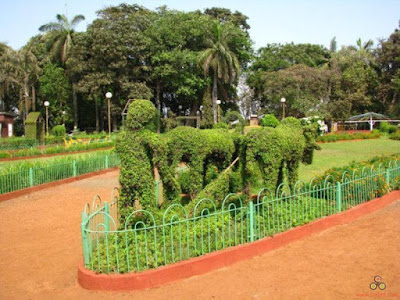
298 137 400 182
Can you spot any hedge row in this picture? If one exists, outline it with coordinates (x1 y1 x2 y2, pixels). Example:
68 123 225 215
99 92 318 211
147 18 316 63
316 130 381 143
0 140 114 159
0 132 113 150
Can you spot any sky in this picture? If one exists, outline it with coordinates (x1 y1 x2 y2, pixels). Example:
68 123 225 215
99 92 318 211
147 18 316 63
0 0 399 50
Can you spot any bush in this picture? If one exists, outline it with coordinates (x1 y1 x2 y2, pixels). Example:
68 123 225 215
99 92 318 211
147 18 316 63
389 131 400 140
261 114 279 128
379 122 397 134
52 125 66 137
0 137 37 150
223 111 246 132
213 123 229 129
316 131 381 143
44 136 65 145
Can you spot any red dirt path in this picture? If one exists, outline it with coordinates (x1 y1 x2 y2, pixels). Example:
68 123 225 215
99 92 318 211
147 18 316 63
0 171 399 299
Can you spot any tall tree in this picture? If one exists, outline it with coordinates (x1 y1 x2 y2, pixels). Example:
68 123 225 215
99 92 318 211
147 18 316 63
39 13 85 127
377 21 400 116
1 45 41 120
199 21 240 123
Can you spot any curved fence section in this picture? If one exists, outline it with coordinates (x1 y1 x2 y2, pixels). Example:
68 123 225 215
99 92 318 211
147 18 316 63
0 152 119 194
81 161 400 274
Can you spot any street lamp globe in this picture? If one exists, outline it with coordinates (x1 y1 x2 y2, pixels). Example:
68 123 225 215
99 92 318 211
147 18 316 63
105 92 112 99
178 105 182 110
44 101 50 107
216 99 222 105
280 97 286 103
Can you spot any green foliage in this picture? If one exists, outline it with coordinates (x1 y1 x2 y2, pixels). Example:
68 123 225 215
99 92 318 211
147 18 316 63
0 140 114 159
389 131 400 140
161 112 179 132
39 63 72 125
261 114 279 127
25 112 44 142
0 150 117 194
223 110 245 132
125 100 158 131
0 137 37 150
280 117 302 128
52 125 66 136
244 124 306 191
316 131 381 143
213 123 229 129
379 122 397 134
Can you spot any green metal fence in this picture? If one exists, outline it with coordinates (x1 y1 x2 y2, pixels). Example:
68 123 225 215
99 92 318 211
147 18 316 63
81 160 400 274
0 152 119 194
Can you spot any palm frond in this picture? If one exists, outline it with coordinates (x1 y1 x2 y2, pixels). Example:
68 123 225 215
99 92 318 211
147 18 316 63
39 22 62 32
71 14 85 28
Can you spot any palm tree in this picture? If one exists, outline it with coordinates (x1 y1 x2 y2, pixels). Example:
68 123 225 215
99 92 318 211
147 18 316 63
39 14 85 127
199 21 240 123
39 14 85 64
356 38 374 52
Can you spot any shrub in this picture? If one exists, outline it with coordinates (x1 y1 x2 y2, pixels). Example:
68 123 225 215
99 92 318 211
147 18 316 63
316 131 381 143
0 137 37 150
379 122 397 134
261 114 279 128
52 125 66 137
223 111 246 132
389 131 400 140
213 122 229 129
44 136 65 145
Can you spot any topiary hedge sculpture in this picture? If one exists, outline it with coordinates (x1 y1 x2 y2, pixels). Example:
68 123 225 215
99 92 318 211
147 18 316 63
116 100 318 221
116 100 180 222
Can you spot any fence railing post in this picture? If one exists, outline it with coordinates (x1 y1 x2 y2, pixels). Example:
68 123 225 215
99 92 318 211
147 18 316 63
104 202 110 232
73 160 77 177
386 169 391 190
249 200 255 242
81 212 89 266
29 167 34 187
336 181 342 212
105 155 109 169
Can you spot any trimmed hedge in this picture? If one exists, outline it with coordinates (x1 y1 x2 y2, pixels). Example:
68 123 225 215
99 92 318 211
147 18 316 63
52 125 66 137
117 101 318 223
0 140 115 159
0 137 37 150
261 114 279 128
316 131 381 143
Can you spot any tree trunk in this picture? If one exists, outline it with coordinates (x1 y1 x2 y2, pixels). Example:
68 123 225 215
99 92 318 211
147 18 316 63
212 71 218 123
31 85 36 111
95 97 99 132
23 80 30 120
73 86 78 128
156 80 161 133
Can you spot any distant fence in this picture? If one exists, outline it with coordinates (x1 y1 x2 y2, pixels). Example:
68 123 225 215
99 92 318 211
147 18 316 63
0 153 119 194
81 160 400 274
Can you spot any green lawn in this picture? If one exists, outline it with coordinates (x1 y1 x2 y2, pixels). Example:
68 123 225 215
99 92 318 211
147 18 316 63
298 137 400 182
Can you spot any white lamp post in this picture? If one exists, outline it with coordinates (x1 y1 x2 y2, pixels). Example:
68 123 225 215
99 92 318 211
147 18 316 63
44 101 50 136
62 110 66 125
216 100 222 122
280 97 286 119
105 92 112 136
